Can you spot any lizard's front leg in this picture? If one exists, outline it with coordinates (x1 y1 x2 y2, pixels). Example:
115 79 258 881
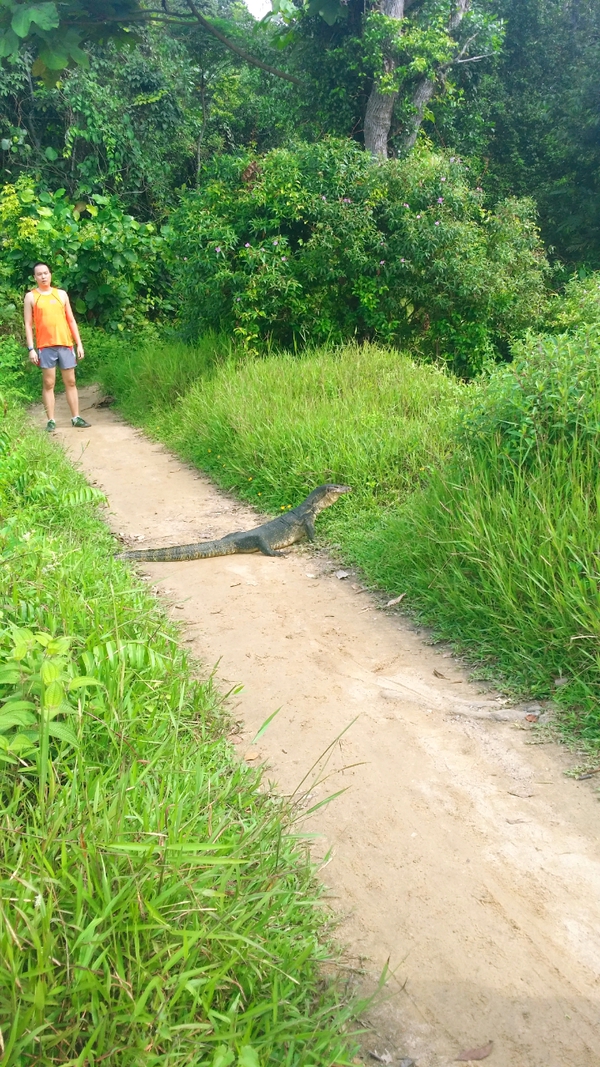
304 517 316 541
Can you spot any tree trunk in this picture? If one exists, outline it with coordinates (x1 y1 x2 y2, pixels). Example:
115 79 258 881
401 0 471 151
363 0 405 158
401 76 436 151
365 0 472 158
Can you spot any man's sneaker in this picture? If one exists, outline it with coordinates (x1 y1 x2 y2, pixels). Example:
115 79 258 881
71 415 91 428
46 419 56 433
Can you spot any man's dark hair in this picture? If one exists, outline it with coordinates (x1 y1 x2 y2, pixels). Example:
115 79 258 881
33 262 50 273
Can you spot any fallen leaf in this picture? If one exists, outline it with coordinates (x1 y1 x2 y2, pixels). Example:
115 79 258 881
305 572 317 578
386 593 406 607
244 750 260 761
525 713 539 722
455 1040 493 1061
368 1052 392 1065
433 668 447 679
335 569 351 579
554 677 569 687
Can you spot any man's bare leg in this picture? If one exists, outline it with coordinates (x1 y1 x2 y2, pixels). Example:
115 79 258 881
61 367 80 418
42 367 56 420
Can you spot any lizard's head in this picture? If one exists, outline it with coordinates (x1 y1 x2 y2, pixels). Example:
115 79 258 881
306 484 352 513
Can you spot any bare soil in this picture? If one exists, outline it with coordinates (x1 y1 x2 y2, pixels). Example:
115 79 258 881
49 386 600 1067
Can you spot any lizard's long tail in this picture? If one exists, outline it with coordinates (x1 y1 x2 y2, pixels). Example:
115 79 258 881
117 538 234 562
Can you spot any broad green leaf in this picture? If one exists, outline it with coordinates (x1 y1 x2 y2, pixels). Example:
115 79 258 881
47 721 78 746
0 29 20 60
0 666 21 684
238 1048 260 1067
44 679 64 707
212 1047 235 1067
47 636 71 655
0 700 37 715
44 146 58 162
0 709 36 733
68 675 103 690
38 43 69 70
41 660 60 685
11 3 59 37
8 733 37 754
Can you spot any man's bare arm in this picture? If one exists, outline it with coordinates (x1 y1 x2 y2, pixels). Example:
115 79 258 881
23 293 38 363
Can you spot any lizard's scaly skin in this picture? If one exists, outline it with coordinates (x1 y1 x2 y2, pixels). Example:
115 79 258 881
117 484 351 563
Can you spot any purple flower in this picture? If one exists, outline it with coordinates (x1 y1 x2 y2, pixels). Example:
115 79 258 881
449 157 455 163
321 195 327 201
400 258 405 263
441 176 447 182
281 256 287 261
476 186 483 192
245 242 251 247
342 198 352 203
215 246 221 253
273 239 278 245
437 197 444 203
379 260 385 265
403 203 409 208
416 214 421 219
435 221 440 226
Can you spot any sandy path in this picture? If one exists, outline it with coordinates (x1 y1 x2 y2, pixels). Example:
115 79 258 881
48 387 600 1067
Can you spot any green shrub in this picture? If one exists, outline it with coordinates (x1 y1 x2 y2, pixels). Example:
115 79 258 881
548 271 600 332
348 327 600 740
461 325 600 463
165 140 550 375
0 178 165 329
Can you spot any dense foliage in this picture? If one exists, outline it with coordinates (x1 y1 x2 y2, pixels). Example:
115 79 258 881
428 0 600 268
0 178 163 328
168 139 549 373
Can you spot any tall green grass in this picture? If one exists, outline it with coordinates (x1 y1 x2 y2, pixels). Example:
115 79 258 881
92 329 600 741
0 412 358 1065
349 438 600 737
96 337 464 519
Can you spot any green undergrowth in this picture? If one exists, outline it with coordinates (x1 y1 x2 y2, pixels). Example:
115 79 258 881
96 335 464 519
0 411 359 1066
91 328 600 743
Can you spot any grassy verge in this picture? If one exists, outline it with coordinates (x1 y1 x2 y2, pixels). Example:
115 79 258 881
91 328 600 745
0 410 359 1065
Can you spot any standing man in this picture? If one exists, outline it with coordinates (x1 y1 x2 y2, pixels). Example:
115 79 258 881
24 262 91 432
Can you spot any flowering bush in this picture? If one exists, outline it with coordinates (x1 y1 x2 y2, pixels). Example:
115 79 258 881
166 139 550 374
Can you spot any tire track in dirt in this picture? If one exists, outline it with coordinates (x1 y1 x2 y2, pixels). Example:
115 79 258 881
50 386 600 1067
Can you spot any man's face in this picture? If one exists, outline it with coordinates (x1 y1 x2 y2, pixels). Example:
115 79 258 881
34 265 51 288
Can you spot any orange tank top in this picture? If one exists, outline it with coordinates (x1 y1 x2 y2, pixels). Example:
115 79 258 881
33 288 73 349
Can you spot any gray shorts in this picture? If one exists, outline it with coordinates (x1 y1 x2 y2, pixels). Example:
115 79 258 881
39 346 77 370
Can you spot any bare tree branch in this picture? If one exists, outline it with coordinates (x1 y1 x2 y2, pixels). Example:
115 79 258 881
184 0 303 85
72 1 304 87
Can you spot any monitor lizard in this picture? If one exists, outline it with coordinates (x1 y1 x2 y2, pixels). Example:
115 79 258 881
116 484 351 562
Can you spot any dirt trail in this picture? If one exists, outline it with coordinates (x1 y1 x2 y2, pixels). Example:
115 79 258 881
48 386 600 1067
